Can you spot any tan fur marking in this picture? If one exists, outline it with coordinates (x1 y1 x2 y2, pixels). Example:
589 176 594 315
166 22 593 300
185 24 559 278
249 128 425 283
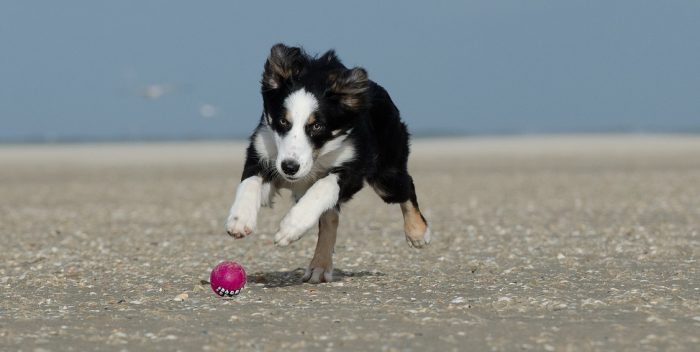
330 67 369 110
262 44 303 90
400 201 427 240
303 209 338 283
341 97 363 109
307 112 316 125
283 110 293 124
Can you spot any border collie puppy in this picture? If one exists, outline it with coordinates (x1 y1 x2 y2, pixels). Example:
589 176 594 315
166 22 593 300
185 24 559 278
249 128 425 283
226 43 430 283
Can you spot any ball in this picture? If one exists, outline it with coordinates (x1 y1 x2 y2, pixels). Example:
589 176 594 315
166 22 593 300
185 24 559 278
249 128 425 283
210 261 247 297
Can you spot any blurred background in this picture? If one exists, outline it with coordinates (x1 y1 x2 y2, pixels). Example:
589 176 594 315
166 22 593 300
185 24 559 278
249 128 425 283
1 1 698 143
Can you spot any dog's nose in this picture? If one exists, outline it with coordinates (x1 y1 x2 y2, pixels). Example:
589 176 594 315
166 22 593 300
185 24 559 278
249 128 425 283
281 159 300 176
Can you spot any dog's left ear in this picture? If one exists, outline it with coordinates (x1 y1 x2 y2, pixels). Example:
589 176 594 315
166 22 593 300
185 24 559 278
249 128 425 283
329 67 369 110
262 43 305 90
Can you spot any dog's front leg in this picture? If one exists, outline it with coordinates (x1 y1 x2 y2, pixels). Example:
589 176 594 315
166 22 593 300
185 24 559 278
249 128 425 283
274 173 340 246
226 176 262 238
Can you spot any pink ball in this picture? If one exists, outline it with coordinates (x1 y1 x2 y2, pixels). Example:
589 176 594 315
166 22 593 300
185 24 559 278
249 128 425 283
210 261 247 297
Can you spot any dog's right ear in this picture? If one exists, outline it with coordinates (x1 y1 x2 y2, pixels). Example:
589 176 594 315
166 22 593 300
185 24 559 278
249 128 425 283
262 43 304 90
329 67 369 110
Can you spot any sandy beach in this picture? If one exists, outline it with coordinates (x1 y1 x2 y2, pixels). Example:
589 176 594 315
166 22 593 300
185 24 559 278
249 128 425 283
1 135 699 351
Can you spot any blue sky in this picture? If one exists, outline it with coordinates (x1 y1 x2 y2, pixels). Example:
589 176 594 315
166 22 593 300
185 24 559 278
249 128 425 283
1 1 699 141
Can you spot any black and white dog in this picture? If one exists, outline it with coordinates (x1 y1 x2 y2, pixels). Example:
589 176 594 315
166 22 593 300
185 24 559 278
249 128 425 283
226 44 430 283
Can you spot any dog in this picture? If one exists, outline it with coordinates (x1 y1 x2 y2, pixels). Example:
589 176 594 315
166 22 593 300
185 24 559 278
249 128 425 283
225 43 430 283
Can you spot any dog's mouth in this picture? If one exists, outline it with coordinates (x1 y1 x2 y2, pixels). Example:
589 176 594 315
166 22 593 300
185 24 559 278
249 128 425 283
278 173 301 183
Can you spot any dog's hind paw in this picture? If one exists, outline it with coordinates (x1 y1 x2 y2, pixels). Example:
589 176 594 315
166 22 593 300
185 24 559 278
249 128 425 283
302 265 333 284
406 227 431 249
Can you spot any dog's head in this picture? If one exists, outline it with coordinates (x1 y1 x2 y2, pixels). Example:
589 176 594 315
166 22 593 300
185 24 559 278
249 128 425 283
260 43 368 181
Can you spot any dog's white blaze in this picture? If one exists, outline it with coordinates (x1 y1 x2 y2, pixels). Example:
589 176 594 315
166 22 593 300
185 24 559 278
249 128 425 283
276 88 318 178
285 88 318 122
274 173 340 246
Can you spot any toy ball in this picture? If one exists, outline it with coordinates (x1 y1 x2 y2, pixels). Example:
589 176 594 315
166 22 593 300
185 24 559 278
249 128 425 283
210 261 246 297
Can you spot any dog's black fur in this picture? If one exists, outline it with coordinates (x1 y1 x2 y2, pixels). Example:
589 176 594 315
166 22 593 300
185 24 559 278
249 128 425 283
242 43 421 210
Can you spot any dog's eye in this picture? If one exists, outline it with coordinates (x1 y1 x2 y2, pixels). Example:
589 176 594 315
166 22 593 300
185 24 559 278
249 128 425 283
279 119 289 127
311 123 323 131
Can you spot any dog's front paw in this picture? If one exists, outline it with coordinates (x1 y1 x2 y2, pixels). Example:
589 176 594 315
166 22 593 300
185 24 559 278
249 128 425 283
273 207 318 246
273 224 304 246
406 227 431 249
302 262 333 284
226 207 257 239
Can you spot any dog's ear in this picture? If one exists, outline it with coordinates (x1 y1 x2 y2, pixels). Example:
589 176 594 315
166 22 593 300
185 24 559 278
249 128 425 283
329 67 369 110
262 43 305 90
319 49 340 65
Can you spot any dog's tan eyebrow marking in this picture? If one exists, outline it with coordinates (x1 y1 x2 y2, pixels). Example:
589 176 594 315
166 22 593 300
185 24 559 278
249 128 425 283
283 110 293 124
306 112 316 125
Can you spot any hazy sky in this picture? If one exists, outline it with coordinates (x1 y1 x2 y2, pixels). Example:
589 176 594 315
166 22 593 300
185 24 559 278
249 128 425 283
1 1 699 141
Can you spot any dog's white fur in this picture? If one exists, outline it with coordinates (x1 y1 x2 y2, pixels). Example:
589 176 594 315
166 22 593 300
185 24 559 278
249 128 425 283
225 176 262 238
228 125 355 245
273 173 340 246
275 88 318 180
253 123 277 161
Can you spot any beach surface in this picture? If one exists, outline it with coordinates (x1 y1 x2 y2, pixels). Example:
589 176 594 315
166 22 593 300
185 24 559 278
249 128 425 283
1 135 699 351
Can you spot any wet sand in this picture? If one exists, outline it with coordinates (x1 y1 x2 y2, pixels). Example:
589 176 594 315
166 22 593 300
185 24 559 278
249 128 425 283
1 135 699 351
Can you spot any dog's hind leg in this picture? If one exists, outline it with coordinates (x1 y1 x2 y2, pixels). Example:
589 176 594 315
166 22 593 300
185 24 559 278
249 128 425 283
302 208 338 283
400 190 431 248
370 171 431 248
